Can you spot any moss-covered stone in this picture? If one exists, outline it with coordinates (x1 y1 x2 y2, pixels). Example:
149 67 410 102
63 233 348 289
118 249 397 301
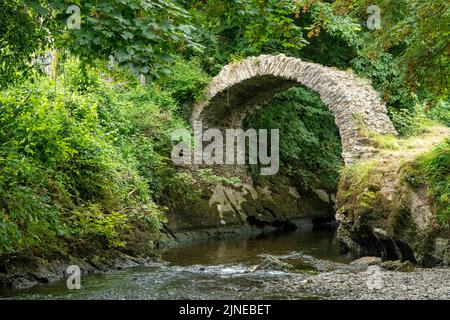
336 147 450 266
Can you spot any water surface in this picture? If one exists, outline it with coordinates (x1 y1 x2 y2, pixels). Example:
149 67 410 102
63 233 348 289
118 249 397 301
0 228 350 299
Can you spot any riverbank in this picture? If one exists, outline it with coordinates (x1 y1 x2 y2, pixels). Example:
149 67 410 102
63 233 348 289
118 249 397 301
0 211 167 289
1 227 449 300
336 126 450 265
0 170 335 290
0 217 313 289
293 267 450 300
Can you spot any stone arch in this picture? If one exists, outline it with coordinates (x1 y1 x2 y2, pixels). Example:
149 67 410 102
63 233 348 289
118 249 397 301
191 54 397 165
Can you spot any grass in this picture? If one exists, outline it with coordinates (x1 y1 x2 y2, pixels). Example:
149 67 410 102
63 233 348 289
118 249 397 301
344 125 450 226
367 125 450 158
415 138 450 225
340 160 378 194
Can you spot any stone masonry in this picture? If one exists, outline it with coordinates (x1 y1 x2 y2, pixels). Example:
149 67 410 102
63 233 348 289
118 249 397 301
191 54 397 165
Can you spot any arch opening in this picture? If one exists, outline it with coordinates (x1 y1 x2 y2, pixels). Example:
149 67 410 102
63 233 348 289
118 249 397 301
243 84 343 195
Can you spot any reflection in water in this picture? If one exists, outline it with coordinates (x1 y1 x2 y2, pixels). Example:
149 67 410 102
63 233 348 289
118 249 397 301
0 228 350 300
162 229 349 266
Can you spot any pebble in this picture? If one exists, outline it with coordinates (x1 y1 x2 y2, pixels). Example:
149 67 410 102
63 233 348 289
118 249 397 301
295 267 450 300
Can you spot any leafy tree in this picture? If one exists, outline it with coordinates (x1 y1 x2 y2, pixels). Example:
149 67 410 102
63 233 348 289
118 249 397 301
185 0 361 72
0 0 46 88
335 0 449 100
2 0 202 79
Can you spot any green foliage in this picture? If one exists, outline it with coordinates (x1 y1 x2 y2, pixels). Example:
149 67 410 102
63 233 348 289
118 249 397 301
245 86 343 192
388 101 448 137
0 58 189 252
336 0 449 101
156 57 210 121
340 160 377 195
15 0 202 77
350 49 450 136
70 204 129 247
427 100 450 127
0 0 46 88
295 1 362 68
351 53 412 110
416 138 450 225
389 106 430 137
186 0 362 73
190 0 305 55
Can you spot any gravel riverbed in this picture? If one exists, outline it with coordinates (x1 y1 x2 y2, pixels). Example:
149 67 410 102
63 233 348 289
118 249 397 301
289 267 450 300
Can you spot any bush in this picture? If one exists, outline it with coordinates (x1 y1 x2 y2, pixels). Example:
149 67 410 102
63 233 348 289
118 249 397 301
418 138 450 225
156 57 210 122
389 107 429 137
0 59 183 252
427 100 450 127
351 54 413 110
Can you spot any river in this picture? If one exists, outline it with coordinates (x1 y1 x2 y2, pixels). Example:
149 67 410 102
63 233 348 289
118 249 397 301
0 227 357 300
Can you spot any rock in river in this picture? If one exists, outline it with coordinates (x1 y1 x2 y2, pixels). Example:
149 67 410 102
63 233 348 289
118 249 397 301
251 256 293 272
350 256 382 266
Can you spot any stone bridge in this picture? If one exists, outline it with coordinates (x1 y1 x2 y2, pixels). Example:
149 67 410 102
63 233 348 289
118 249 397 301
191 54 397 165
